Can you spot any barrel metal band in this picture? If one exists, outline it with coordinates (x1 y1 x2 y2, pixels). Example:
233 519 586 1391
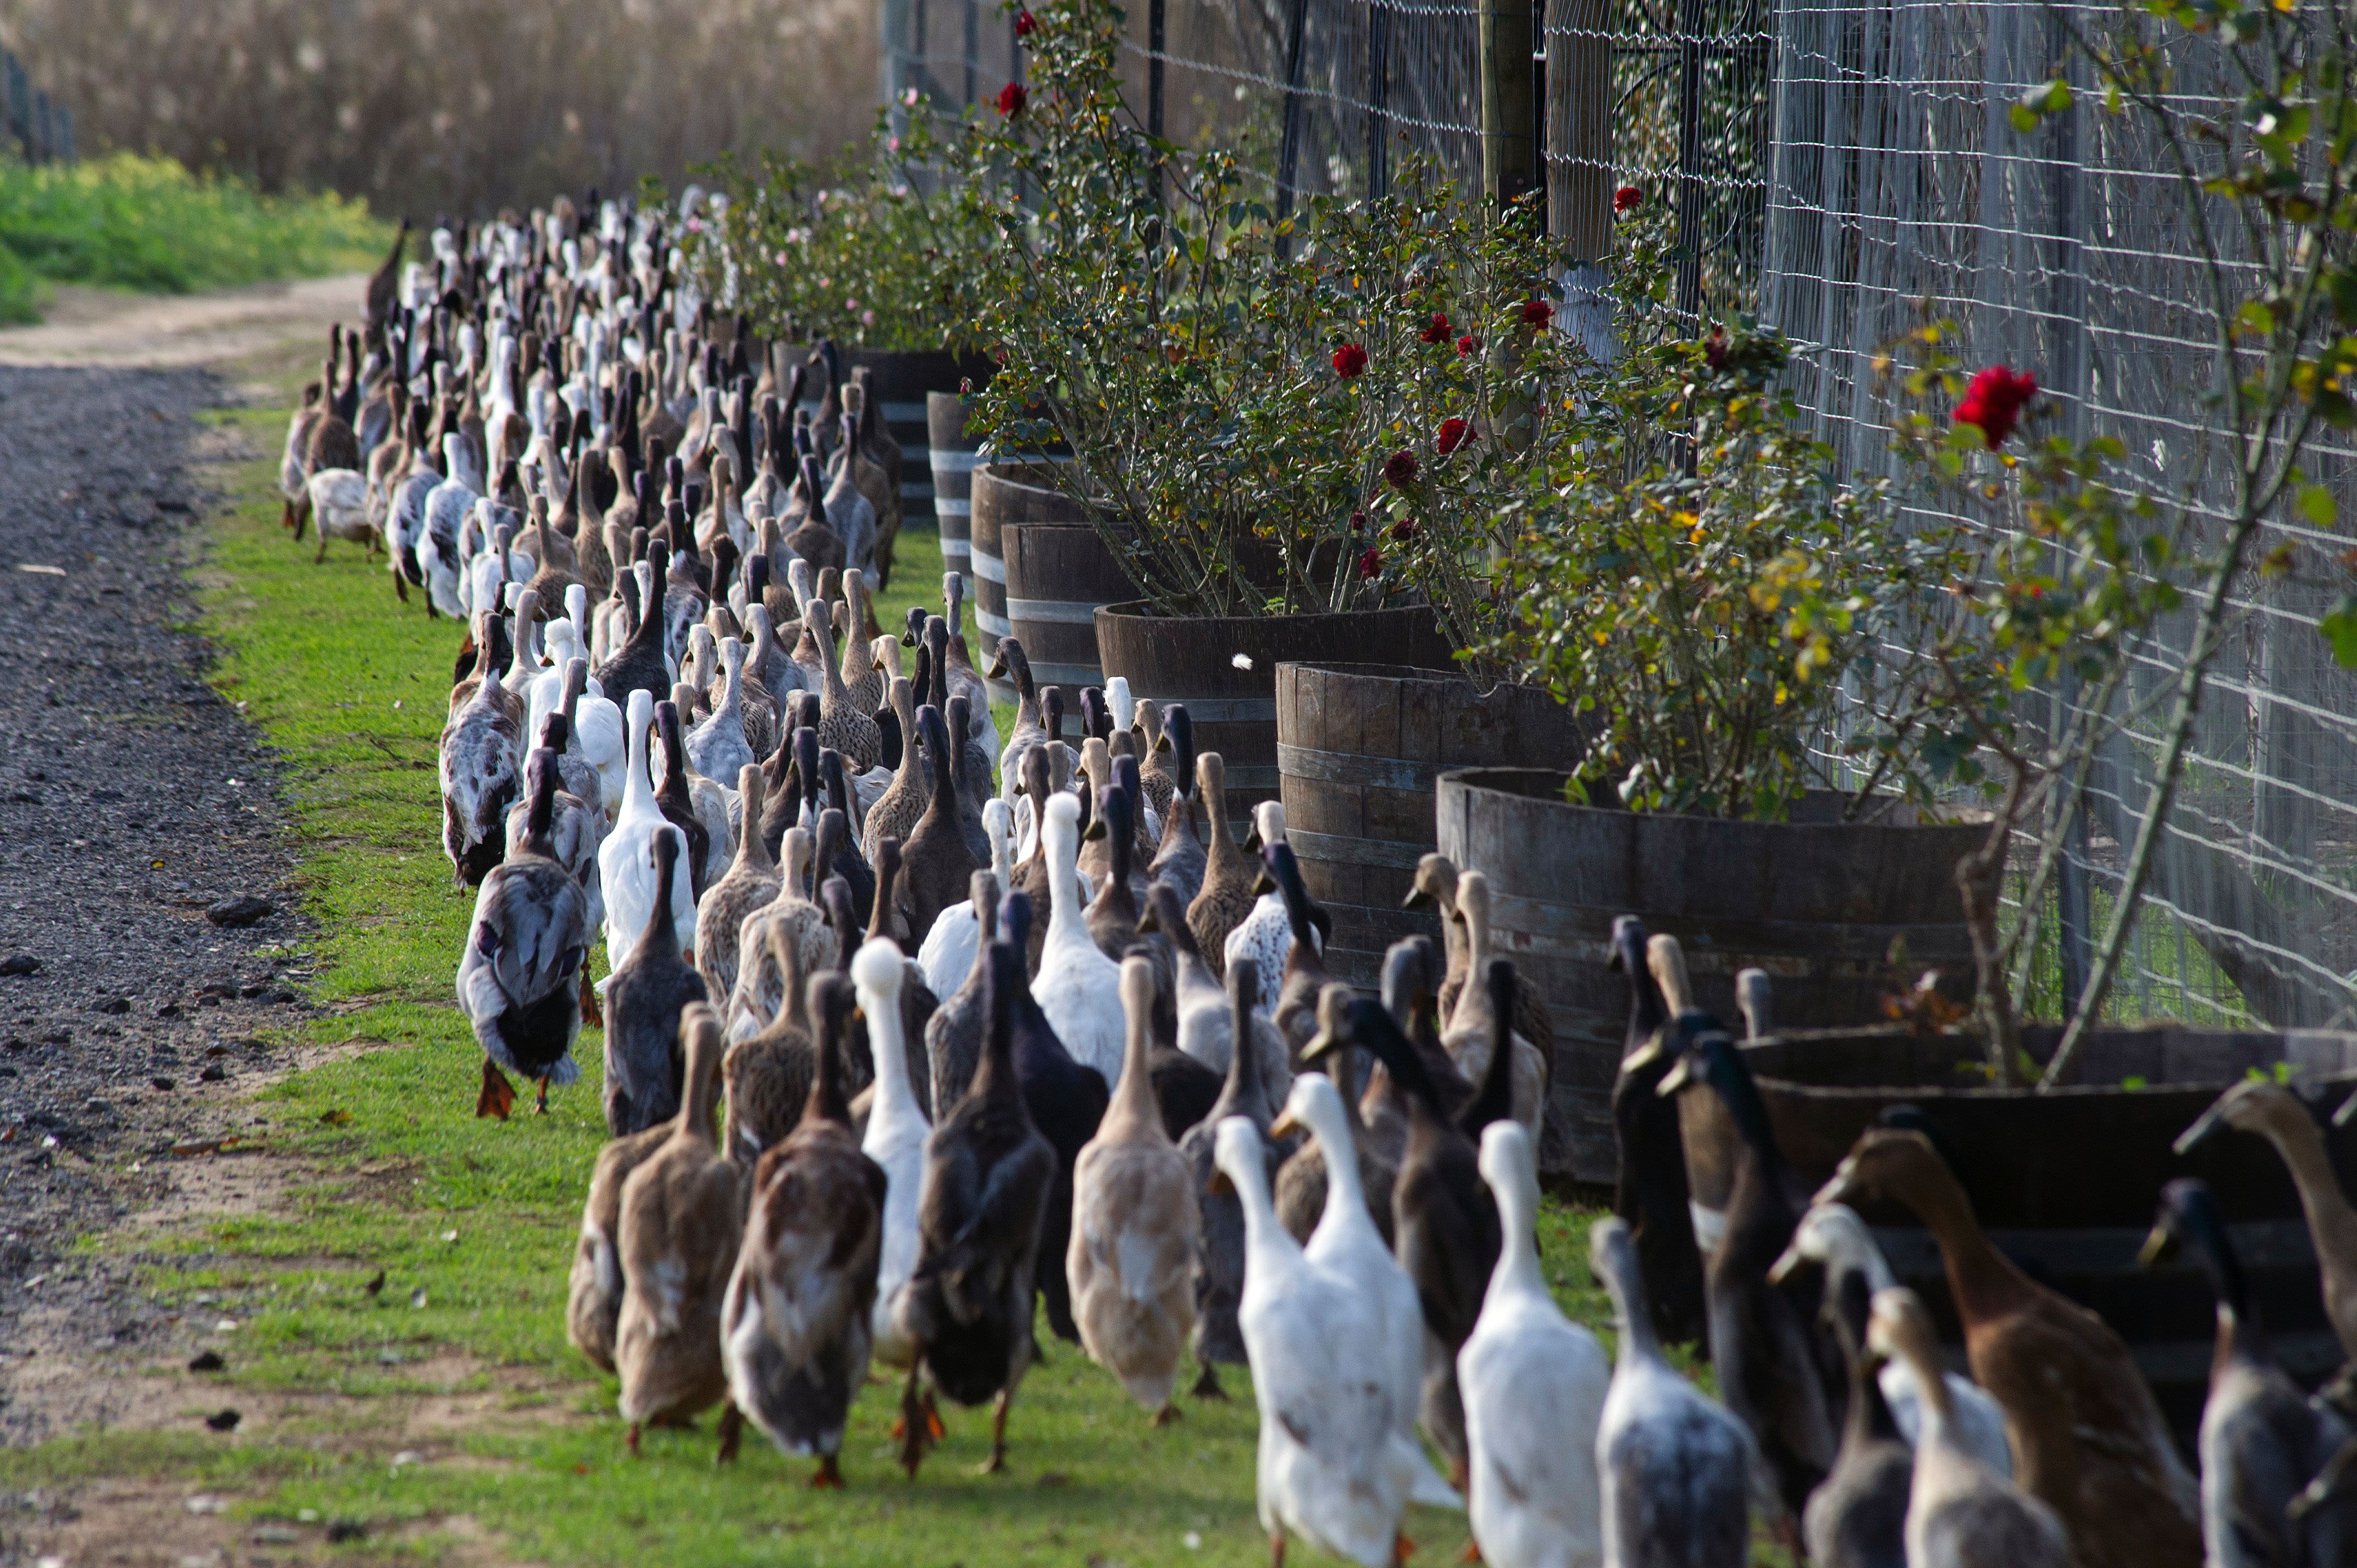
934 498 972 517
1028 661 1107 688
1456 884 1978 972
976 609 1012 637
1276 741 1437 793
930 450 983 474
971 553 1007 584
1286 827 1432 871
1007 596 1109 625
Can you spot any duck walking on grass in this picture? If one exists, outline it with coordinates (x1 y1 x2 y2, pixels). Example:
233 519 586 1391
458 749 587 1119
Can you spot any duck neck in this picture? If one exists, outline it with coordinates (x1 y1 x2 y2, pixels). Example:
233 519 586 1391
1310 1095 1366 1215
622 704 652 812
868 983 915 1118
677 1020 721 1146
1892 1157 2040 1330
1109 989 1160 1136
2260 1111 2357 1269
1489 1165 1548 1301
1046 817 1087 940
1601 1251 1663 1368
1227 1142 1281 1250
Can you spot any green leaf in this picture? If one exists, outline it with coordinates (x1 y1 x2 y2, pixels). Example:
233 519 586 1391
2302 483 2337 528
2323 596 2357 666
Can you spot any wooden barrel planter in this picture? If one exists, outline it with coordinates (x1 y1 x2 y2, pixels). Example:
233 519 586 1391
1433 768 1985 1184
1097 604 1456 828
1671 1024 2357 1439
927 392 980 581
1005 521 1141 693
1275 664 1580 989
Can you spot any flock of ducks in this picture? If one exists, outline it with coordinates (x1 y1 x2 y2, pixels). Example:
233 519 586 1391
280 196 2357 1567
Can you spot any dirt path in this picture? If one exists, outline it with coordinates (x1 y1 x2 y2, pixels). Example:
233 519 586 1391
0 276 360 1450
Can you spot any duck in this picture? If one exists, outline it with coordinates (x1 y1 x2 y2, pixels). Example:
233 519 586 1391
1655 1029 1840 1533
1067 955 1201 1421
596 688 696 975
1217 1113 1419 1568
1608 924 1709 1349
720 969 887 1487
1141 880 1289 1098
281 378 325 533
686 635 756 788
1145 707 1208 904
1175 955 1285 1402
602 827 706 1136
813 798 877 940
567 1122 673 1375
438 611 526 886
1275 986 1399 1249
1128 697 1178 826
919 799 1010 999
845 839 941 1114
726 825 840 1044
924 871 1002 1114
503 713 604 935
837 570 885 718
1186 753 1255 978
995 889 1113 1347
1224 803 1301 1010
1766 1202 2013 1476
1030 792 1127 1087
1442 871 1548 1142
1083 781 1147 962
1360 937 1475 1166
1258 839 1332 1058
1798 1268 1912 1568
1589 1215 1756 1568
934 584 998 759
694 765 783 1008
898 706 982 944
2175 1078 2357 1357
614 1003 747 1457
655 694 729 896
1458 1120 1610 1568
2139 1177 2355 1567
1865 1288 2071 1568
1269 1064 1461 1510
1811 1129 2202 1568
1335 966 1521 1492
722 921 821 1165
458 749 589 1119
300 466 378 562
945 692 999 870
855 937 931 1370
991 636 1046 800
593 537 675 710
861 678 928 867
893 937 1059 1477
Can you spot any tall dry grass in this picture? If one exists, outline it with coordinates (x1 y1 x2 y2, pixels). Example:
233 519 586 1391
0 0 877 219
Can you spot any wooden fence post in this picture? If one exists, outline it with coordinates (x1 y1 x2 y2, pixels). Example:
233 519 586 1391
1546 0 1613 357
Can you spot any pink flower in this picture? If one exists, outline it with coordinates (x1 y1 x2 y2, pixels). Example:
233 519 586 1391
996 81 1028 116
1435 416 1472 455
1614 185 1643 213
1521 297 1554 328
1954 365 2040 449
685 215 703 233
862 309 877 327
774 250 789 266
888 136 902 152
902 87 922 107
1332 342 1369 379
1383 450 1418 488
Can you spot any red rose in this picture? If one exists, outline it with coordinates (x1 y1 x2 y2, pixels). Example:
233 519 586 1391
1015 8 1037 34
1349 509 1368 533
1331 342 1369 379
1390 517 1419 541
1614 185 1643 213
996 81 1028 116
1419 312 1451 345
1436 416 1472 455
1383 450 1418 487
1703 325 1731 370
1457 333 1476 356
1521 298 1555 329
1358 546 1383 580
1953 365 2039 449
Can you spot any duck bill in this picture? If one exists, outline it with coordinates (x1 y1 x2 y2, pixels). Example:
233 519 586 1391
1654 1056 1694 1098
2135 1223 2176 1271
1268 1109 1303 1142
2173 1099 2232 1155
2337 1091 2357 1129
1764 1241 1806 1288
1401 888 1434 911
986 654 1007 678
1620 1036 1663 1074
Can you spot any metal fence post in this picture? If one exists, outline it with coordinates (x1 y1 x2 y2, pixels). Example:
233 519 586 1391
1481 0 1538 209
1273 0 1312 241
1367 0 1391 199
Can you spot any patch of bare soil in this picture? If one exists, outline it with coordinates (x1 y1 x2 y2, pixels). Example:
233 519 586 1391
0 277 367 371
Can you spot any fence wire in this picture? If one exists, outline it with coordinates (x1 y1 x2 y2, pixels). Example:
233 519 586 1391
882 0 2357 1033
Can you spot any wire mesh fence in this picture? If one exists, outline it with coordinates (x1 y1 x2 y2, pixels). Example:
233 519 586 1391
881 0 2357 1033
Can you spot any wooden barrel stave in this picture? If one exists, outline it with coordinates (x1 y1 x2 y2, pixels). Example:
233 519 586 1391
927 392 979 581
1005 523 1141 693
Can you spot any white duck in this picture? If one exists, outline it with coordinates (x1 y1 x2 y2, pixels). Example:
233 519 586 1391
597 689 697 976
855 937 929 1369
1029 792 1126 1088
1217 1116 1417 1568
1226 801 1304 1011
918 798 1009 998
1766 1202 2014 1477
301 467 375 561
418 434 481 617
1270 1070 1463 1511
1459 1122 1609 1568
1590 1216 1754 1568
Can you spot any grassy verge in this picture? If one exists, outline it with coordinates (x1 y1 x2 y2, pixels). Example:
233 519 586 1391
0 153 392 323
0 378 1697 1566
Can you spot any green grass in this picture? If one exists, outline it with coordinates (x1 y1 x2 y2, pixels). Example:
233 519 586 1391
0 388 1692 1566
0 152 392 323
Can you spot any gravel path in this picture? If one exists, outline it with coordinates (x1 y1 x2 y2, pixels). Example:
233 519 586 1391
0 361 313 1443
